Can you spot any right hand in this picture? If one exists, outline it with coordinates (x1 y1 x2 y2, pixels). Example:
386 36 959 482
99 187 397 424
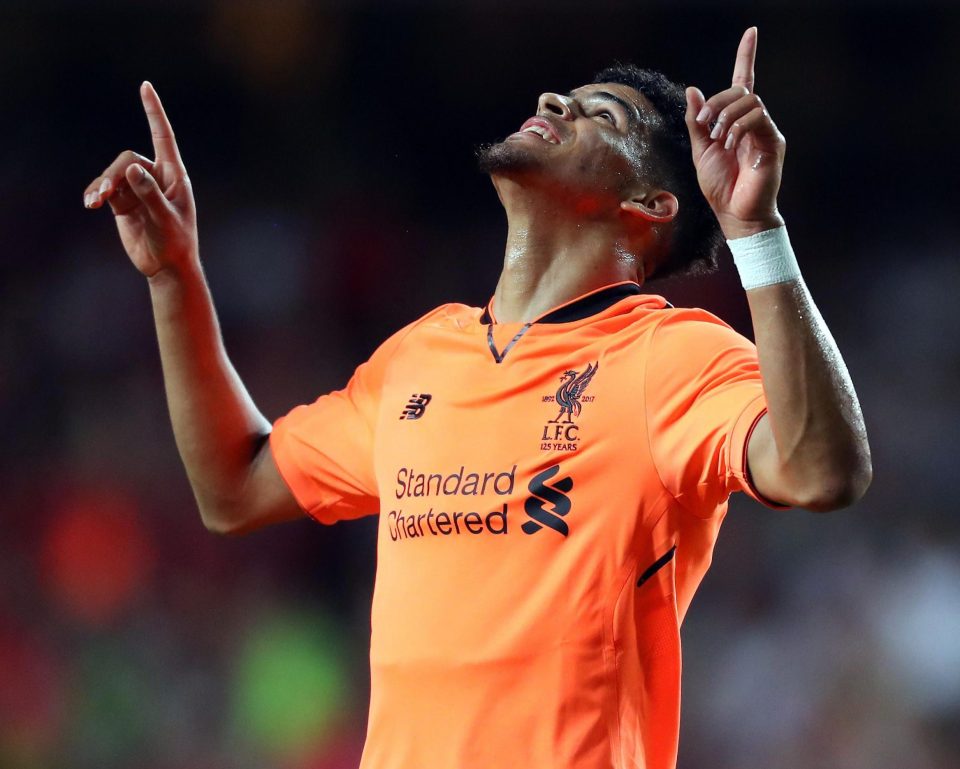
83 82 197 279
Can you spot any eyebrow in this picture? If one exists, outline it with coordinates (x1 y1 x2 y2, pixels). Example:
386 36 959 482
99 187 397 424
568 89 640 127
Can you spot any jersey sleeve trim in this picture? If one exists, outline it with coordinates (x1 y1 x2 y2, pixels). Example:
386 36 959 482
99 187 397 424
730 401 793 510
268 425 322 520
268 420 380 524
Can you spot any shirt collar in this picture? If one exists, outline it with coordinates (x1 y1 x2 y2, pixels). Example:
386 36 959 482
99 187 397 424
480 281 667 325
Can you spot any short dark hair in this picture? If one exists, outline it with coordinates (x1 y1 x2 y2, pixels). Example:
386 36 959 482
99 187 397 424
592 64 723 280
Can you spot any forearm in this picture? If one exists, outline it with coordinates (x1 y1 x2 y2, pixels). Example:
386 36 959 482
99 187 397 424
746 274 872 509
148 262 272 525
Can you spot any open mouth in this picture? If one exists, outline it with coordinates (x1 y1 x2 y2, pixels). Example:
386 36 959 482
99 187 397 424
516 117 560 144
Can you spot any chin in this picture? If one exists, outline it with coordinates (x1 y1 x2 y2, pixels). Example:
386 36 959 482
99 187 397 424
476 138 542 176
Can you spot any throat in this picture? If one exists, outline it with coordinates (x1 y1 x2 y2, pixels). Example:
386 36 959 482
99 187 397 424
493 261 641 324
491 189 644 323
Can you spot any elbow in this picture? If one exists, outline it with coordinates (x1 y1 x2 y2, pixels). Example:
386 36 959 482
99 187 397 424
199 509 238 536
197 499 253 536
795 455 873 513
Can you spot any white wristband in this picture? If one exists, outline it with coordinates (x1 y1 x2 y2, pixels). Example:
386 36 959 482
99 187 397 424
727 226 801 290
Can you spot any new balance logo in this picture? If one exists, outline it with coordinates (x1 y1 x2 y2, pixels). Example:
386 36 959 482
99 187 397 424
522 464 573 536
399 393 432 420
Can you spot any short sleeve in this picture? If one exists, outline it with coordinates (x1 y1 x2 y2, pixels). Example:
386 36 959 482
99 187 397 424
270 326 409 525
644 310 788 517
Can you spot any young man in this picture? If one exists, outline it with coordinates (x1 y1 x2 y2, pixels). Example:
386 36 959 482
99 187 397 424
84 27 870 769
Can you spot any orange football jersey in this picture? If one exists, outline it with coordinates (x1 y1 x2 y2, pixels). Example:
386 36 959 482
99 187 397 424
270 282 782 769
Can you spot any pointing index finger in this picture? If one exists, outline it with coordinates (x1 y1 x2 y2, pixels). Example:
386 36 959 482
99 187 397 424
731 27 757 93
140 81 182 165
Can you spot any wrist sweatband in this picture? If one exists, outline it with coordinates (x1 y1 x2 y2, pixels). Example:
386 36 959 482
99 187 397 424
727 226 801 290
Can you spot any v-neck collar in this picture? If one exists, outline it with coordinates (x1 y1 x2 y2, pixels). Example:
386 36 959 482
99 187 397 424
481 281 647 326
480 281 670 364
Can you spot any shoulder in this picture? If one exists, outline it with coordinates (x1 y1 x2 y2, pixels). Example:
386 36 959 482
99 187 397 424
607 295 753 355
648 305 754 353
412 302 483 328
370 302 481 360
652 304 738 333
641 305 759 395
389 302 481 341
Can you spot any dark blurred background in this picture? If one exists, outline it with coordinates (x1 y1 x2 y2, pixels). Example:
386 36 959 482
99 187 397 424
2 1 959 768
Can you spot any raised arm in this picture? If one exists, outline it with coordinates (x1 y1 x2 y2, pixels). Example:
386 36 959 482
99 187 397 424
83 82 302 533
684 29 872 511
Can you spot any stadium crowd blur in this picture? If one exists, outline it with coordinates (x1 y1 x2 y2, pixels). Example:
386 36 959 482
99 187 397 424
2 2 959 768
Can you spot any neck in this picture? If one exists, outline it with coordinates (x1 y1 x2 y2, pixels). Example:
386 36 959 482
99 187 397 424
491 181 642 324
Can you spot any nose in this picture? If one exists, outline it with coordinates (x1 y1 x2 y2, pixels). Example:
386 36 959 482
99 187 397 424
537 92 577 120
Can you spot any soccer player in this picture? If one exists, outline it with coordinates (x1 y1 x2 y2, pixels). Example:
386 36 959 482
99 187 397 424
83 27 870 769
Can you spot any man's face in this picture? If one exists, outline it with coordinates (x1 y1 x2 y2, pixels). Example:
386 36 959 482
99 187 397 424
478 82 659 211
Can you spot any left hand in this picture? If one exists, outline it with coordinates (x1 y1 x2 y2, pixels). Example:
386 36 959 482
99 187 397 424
685 27 786 239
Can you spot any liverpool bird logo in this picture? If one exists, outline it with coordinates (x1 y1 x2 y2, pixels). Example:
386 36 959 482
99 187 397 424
550 362 599 423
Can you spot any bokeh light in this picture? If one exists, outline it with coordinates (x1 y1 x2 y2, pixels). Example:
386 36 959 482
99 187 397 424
231 610 351 762
66 641 151 767
0 619 64 769
40 488 154 626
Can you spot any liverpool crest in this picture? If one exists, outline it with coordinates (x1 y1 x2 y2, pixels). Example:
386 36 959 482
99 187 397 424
550 362 598 423
539 362 598 451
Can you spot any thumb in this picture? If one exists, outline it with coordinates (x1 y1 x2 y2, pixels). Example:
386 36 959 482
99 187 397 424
124 163 172 220
684 86 711 161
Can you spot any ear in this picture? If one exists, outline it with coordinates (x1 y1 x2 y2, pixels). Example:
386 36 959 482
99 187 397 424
619 190 678 223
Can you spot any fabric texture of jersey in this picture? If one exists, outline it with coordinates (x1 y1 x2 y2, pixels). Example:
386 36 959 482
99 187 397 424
270 282 782 769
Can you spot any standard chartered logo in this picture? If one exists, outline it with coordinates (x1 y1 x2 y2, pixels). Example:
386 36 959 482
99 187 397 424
386 463 573 542
521 464 573 537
